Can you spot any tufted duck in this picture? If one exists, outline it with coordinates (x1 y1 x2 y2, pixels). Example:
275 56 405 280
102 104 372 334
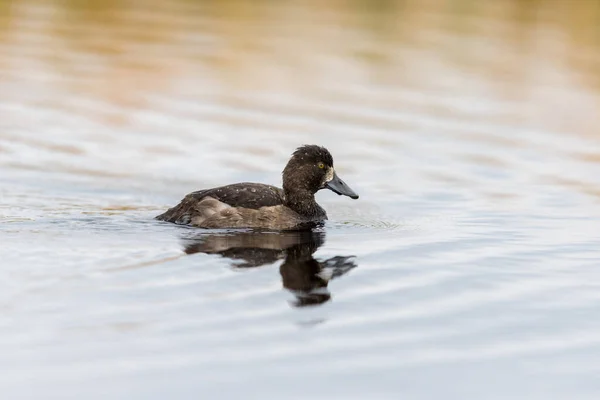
155 145 359 230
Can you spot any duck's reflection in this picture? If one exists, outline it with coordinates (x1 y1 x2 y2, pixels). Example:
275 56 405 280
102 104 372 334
182 230 356 307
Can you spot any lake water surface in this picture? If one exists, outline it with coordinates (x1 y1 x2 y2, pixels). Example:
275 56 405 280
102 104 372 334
2 1 600 399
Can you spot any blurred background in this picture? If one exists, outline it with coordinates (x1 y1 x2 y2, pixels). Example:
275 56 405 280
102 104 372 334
1 0 600 399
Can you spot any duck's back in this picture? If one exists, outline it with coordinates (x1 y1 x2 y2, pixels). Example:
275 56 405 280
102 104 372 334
156 182 297 228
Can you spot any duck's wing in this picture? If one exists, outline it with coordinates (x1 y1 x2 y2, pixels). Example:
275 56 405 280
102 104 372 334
190 183 284 209
155 183 284 224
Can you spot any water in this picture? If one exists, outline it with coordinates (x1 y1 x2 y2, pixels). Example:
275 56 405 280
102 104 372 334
2 1 600 398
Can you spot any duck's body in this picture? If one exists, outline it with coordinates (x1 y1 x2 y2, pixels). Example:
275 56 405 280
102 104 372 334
156 145 358 230
156 182 325 230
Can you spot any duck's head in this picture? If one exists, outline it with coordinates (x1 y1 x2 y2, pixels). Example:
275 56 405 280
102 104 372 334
282 145 359 199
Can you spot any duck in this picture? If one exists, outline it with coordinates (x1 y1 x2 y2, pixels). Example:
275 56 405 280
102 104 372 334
155 145 359 230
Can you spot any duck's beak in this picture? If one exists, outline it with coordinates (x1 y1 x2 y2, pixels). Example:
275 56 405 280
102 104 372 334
325 170 359 199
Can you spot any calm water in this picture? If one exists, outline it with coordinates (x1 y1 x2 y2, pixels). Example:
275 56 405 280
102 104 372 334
2 1 600 399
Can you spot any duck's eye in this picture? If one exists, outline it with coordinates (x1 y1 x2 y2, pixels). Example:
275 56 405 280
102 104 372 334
318 162 325 169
